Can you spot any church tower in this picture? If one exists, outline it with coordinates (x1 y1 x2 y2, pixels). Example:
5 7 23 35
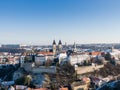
52 40 56 56
73 42 77 52
111 45 114 52
58 40 62 53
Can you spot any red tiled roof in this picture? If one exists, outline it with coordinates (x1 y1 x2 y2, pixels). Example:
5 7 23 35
37 52 53 55
91 52 101 56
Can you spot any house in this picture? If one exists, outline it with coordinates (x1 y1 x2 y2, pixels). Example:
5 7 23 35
35 52 54 66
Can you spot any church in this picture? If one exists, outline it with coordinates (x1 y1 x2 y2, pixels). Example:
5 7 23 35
52 40 63 56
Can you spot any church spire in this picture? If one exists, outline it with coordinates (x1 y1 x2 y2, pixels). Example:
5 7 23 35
58 40 62 53
58 40 62 45
53 40 56 45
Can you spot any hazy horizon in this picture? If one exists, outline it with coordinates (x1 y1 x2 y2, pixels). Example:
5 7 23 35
0 0 120 45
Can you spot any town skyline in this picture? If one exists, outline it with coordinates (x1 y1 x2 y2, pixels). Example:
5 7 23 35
0 0 120 44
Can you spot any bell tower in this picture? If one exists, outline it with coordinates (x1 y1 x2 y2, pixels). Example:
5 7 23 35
52 40 56 56
58 40 62 53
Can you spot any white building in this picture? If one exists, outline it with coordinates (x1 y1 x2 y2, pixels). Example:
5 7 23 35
68 54 90 65
35 54 54 66
110 49 120 60
58 52 67 64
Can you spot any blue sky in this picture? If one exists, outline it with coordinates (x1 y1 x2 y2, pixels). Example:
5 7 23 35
0 0 120 45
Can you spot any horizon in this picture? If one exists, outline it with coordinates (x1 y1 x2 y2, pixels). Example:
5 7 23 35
0 42 120 46
0 0 120 44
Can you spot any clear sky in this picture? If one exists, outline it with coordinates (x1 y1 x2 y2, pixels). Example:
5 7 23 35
0 0 120 45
